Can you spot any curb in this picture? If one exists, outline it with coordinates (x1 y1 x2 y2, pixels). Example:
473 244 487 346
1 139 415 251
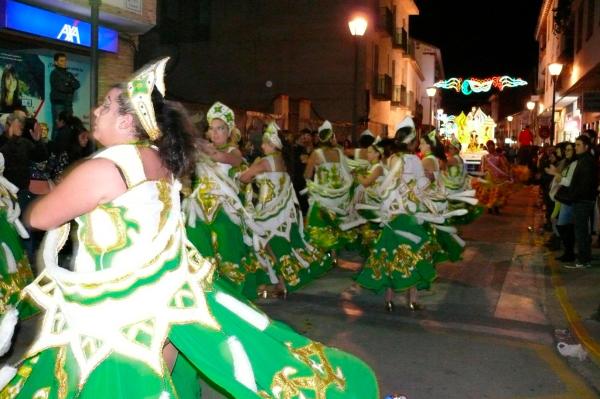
547 255 600 366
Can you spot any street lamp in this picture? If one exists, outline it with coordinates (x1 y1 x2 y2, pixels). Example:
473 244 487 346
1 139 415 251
526 101 535 141
507 115 513 140
426 87 436 130
348 16 368 144
548 62 563 145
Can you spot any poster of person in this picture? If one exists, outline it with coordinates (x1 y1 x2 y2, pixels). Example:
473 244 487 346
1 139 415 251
0 48 90 138
0 51 44 114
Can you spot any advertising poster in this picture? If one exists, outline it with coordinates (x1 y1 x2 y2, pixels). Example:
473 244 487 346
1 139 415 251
0 48 90 137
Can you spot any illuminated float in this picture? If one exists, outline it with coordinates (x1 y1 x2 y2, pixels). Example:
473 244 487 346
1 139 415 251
439 107 496 175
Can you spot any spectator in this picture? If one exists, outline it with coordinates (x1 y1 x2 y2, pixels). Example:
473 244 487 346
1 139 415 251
566 135 597 268
517 125 534 166
50 53 80 134
0 65 22 113
0 112 48 259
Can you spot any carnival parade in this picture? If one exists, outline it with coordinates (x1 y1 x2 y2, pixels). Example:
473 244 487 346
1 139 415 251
1 0 600 398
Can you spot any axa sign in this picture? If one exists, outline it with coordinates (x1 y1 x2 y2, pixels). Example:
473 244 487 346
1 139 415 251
57 23 81 44
0 0 118 53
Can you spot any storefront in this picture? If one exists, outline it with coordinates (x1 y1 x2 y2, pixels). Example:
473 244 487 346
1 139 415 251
0 0 154 135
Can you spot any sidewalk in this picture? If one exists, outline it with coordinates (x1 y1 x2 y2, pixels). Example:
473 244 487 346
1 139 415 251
543 229 600 366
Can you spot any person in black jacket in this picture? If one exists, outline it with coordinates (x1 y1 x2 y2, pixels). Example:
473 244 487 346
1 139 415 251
565 135 598 268
50 53 80 135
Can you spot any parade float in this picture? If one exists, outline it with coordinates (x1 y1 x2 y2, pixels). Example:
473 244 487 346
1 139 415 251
439 107 496 175
434 75 527 175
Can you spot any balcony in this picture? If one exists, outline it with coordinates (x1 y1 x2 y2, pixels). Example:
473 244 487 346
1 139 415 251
392 28 408 52
376 7 394 37
405 39 416 60
373 74 393 101
391 85 407 106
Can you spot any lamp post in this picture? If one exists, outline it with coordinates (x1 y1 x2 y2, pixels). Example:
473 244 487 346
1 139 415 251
348 16 368 144
548 63 563 145
507 115 513 141
426 87 436 130
526 100 535 143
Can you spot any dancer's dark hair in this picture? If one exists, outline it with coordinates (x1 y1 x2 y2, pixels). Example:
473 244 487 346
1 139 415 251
114 84 198 178
422 132 447 162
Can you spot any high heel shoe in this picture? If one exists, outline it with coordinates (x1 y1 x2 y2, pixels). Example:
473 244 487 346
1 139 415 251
385 301 395 312
408 302 423 311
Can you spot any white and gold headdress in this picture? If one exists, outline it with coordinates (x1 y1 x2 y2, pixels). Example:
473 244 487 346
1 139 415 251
360 129 374 138
126 57 169 141
262 121 282 149
207 102 235 132
318 120 333 142
395 116 416 144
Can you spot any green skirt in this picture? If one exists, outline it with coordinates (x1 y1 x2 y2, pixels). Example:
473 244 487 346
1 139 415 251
267 223 333 291
0 209 36 318
186 209 268 299
305 203 358 252
355 214 438 293
1 279 379 399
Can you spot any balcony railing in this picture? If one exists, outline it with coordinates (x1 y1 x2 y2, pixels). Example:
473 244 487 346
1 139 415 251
373 74 393 101
376 7 394 37
392 28 408 52
391 85 407 106
406 39 416 60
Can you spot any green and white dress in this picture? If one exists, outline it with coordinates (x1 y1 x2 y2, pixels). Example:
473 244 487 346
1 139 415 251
249 155 332 291
0 155 35 318
341 162 386 256
440 154 482 226
355 153 440 293
304 148 357 251
0 144 379 399
183 150 266 299
423 154 478 263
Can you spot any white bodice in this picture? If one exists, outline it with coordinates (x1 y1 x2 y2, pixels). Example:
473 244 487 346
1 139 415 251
74 145 181 272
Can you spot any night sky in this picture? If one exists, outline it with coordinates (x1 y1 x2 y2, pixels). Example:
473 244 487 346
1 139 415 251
410 0 544 116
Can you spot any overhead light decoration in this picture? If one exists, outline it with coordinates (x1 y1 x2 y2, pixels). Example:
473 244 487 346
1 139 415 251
434 76 528 95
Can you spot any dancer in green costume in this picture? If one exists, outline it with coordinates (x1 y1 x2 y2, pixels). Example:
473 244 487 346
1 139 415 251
240 122 332 295
354 119 474 312
343 143 386 257
441 136 483 226
0 58 379 399
183 101 266 299
355 117 436 312
0 153 35 318
303 121 357 252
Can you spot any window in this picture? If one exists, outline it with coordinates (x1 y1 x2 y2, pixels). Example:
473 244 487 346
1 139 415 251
576 4 584 52
392 60 396 84
586 0 595 40
373 45 379 74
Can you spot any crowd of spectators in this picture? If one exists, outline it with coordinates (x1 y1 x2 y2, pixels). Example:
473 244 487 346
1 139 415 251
0 107 93 260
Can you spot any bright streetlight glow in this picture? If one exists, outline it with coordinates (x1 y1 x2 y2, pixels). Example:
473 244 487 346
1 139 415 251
348 16 368 36
526 101 535 111
548 63 563 76
426 87 437 97
507 115 513 122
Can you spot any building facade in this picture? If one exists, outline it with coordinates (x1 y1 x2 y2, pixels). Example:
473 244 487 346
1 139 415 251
536 0 600 143
139 0 434 138
0 0 156 132
414 39 444 129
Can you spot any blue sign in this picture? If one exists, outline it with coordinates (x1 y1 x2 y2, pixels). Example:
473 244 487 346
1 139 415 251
1 0 118 53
